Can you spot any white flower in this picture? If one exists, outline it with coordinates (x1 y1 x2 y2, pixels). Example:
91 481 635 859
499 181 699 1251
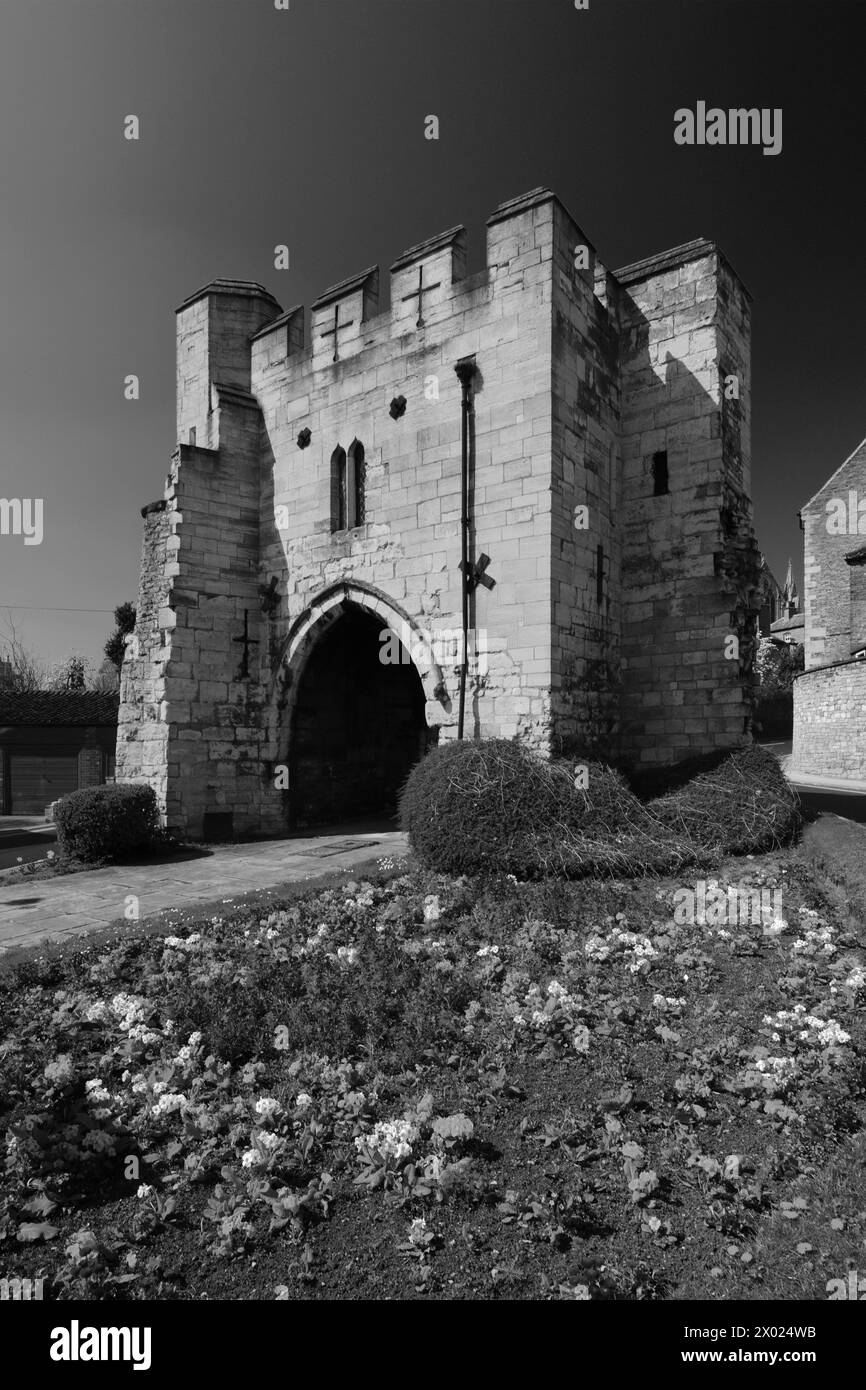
43 1055 75 1083
152 1091 186 1117
295 1092 313 1110
652 994 686 1016
815 1021 850 1047
356 1118 419 1163
764 1006 850 1049
423 895 441 923
136 1184 154 1199
755 1056 796 1076
408 1217 428 1246
255 1096 281 1119
241 1149 264 1168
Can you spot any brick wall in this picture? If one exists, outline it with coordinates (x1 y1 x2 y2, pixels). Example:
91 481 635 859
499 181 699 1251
800 439 866 669
793 658 866 778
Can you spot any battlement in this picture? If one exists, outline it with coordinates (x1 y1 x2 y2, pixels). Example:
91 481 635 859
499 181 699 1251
241 187 608 385
615 237 751 302
175 189 748 433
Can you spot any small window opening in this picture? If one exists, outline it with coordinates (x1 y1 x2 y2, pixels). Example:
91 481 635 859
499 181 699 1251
652 450 669 496
330 446 347 532
347 438 366 528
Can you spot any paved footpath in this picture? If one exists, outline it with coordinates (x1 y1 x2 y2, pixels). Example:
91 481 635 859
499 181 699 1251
0 831 407 954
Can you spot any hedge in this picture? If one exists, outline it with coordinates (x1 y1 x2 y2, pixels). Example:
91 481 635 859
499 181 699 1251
53 783 160 865
399 739 697 879
401 739 801 878
648 744 801 855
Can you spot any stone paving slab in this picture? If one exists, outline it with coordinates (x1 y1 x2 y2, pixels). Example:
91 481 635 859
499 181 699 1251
0 832 408 953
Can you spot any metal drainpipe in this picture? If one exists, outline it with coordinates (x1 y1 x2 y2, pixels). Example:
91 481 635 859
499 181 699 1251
454 356 477 740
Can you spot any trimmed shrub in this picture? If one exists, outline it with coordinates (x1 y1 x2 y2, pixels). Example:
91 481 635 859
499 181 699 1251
399 740 561 876
649 745 801 854
54 783 160 864
625 748 729 802
402 740 801 879
399 739 697 879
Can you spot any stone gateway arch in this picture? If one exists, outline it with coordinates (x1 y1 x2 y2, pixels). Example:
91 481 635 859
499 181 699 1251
117 187 760 837
277 585 439 827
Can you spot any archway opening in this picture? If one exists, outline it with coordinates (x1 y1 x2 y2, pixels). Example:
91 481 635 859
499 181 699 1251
288 603 432 828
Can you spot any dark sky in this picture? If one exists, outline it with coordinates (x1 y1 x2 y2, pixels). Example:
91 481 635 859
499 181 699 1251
1 0 862 666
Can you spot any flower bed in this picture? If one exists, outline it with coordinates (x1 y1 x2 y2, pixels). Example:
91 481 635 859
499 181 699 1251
0 852 864 1301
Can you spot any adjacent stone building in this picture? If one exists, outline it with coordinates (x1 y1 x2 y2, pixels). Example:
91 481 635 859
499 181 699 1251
117 187 761 836
793 435 866 780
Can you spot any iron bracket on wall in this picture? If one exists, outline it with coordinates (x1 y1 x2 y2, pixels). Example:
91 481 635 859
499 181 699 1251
459 552 495 594
259 576 280 617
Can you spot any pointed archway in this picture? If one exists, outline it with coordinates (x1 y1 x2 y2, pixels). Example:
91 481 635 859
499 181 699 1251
287 601 433 827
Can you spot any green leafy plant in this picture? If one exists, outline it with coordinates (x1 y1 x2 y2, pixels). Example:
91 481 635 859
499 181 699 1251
54 783 160 865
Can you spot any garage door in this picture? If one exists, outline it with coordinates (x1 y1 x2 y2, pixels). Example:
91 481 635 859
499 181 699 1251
10 755 79 814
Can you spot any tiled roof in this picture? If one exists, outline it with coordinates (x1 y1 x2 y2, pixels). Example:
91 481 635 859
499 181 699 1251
0 691 119 727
